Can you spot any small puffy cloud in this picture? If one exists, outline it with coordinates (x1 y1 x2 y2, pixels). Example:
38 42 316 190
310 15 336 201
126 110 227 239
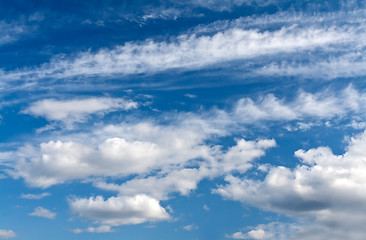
0 230 16 239
183 223 198 231
203 204 210 211
228 228 266 239
29 207 56 219
227 222 301 240
69 194 170 226
23 97 138 125
216 130 366 239
73 225 114 234
21 192 50 199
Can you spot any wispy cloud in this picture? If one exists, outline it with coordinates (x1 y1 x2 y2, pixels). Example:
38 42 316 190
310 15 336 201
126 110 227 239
1 10 364 88
21 192 50 199
73 225 114 234
29 206 56 219
0 230 16 239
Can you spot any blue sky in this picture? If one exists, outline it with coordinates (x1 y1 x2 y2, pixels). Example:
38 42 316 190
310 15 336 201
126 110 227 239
0 0 366 239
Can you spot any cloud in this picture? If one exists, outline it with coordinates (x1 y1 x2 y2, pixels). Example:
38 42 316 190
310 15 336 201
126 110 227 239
73 225 114 234
23 97 138 126
215 130 366 239
183 223 198 231
0 21 26 45
21 192 50 199
256 52 366 80
29 206 56 219
203 204 210 211
94 138 275 200
233 85 366 124
0 230 16 239
69 194 170 226
1 12 362 84
8 86 366 189
11 120 217 188
226 222 301 240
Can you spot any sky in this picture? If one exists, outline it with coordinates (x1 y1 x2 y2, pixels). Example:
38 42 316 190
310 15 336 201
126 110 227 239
0 0 366 239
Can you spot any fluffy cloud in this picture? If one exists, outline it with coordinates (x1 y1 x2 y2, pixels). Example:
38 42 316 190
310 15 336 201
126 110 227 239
23 97 138 125
29 207 56 219
0 230 16 239
9 86 366 189
94 138 275 200
216 130 366 239
11 120 216 188
69 194 170 226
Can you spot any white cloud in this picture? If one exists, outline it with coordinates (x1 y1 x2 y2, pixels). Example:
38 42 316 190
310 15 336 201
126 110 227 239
216 130 366 239
69 194 170 226
1 13 362 83
21 192 50 199
29 206 56 219
0 21 25 45
203 204 210 211
233 85 366 125
11 120 217 188
256 52 366 80
94 138 275 200
183 223 198 231
23 97 138 125
73 225 114 234
229 229 266 239
0 230 16 239
9 86 366 190
227 222 301 240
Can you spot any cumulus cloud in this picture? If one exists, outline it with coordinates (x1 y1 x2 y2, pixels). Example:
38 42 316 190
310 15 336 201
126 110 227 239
29 207 56 219
23 97 138 125
216 130 366 239
21 192 50 199
9 86 366 190
94 138 275 200
11 120 218 188
73 225 114 234
0 230 16 239
69 194 170 226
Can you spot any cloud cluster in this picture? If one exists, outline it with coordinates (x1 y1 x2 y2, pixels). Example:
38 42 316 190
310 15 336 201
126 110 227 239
7 86 366 230
216 130 366 239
